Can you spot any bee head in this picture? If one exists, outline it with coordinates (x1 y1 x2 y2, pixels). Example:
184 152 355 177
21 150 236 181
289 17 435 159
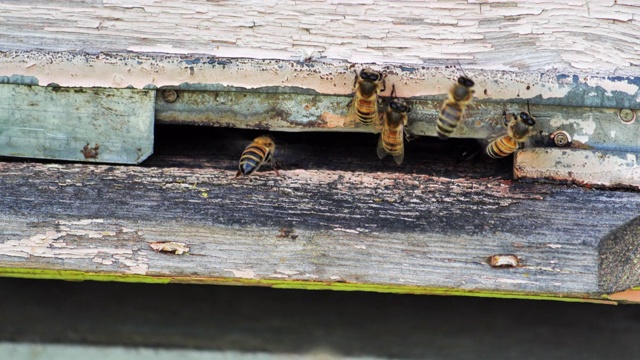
390 98 410 113
255 135 276 150
519 112 536 126
360 69 382 82
457 76 475 88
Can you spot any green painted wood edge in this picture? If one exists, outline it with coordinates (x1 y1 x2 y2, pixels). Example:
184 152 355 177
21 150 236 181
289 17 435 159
0 267 616 304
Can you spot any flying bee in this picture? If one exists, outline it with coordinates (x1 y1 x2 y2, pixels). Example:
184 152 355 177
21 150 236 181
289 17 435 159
377 85 411 165
486 111 536 159
437 75 475 139
349 68 387 126
236 135 279 177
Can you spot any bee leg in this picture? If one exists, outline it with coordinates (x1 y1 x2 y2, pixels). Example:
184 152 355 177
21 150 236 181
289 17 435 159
353 69 358 89
235 170 242 178
404 128 416 142
346 98 353 109
270 156 281 176
380 73 387 93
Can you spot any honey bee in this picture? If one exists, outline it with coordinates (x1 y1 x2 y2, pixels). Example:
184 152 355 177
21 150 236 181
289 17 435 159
486 111 536 158
349 68 387 125
437 76 475 139
377 85 411 165
236 135 279 177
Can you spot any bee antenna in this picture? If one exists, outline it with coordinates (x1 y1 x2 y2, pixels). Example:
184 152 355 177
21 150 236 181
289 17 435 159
390 84 397 99
527 100 531 114
456 60 468 78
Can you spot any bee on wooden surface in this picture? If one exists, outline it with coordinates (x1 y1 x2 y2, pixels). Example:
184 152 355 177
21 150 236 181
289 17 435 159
236 135 279 177
486 111 536 159
377 85 411 165
349 68 387 126
437 75 475 139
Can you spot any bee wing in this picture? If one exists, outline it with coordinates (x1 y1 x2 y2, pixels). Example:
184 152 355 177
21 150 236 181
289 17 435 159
393 123 405 165
392 150 404 165
346 92 360 123
376 134 388 160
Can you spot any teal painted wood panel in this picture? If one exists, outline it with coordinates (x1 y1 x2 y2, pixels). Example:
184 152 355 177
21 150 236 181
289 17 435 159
0 85 154 164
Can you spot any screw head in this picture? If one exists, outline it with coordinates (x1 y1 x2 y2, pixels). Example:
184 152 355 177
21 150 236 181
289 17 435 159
618 108 636 124
162 89 178 103
550 130 572 147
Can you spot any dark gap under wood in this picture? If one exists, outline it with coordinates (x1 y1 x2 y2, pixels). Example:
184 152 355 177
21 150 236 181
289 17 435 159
151 124 510 179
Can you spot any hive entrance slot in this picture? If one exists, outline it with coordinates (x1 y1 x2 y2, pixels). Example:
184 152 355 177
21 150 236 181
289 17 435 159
151 125 512 181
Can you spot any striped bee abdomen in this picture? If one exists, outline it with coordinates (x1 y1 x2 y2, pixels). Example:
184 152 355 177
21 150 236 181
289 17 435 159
238 144 269 176
381 127 404 155
486 135 518 159
354 96 378 125
437 102 463 139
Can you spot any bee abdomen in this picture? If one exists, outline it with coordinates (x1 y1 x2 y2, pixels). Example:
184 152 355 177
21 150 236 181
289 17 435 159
355 98 378 125
486 136 518 159
437 102 463 139
382 129 403 155
238 145 268 175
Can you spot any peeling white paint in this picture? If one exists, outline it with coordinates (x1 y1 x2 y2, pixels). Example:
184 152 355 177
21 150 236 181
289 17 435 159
0 1 637 76
546 244 563 249
353 244 367 250
333 228 360 234
585 77 639 95
573 135 590 143
57 219 104 226
225 268 256 279
0 229 148 275
276 269 300 275
493 278 537 285
549 117 597 135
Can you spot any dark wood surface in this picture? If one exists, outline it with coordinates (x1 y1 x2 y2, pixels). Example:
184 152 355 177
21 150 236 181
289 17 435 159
0 126 639 302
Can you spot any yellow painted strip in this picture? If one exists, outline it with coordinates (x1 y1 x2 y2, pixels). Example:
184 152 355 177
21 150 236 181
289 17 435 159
0 267 616 304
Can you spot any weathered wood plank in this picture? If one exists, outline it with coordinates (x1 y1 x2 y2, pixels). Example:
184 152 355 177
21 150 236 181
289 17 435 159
0 0 638 75
0 129 638 302
515 148 640 190
1 51 638 109
155 89 640 152
0 84 154 164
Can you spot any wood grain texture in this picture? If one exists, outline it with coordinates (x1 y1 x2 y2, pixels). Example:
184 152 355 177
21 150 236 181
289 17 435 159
0 129 638 301
0 0 639 76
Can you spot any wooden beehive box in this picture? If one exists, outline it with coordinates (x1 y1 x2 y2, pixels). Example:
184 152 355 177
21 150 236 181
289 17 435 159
1 0 640 304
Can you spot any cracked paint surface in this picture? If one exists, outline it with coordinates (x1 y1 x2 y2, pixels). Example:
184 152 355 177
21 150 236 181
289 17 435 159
0 219 148 275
